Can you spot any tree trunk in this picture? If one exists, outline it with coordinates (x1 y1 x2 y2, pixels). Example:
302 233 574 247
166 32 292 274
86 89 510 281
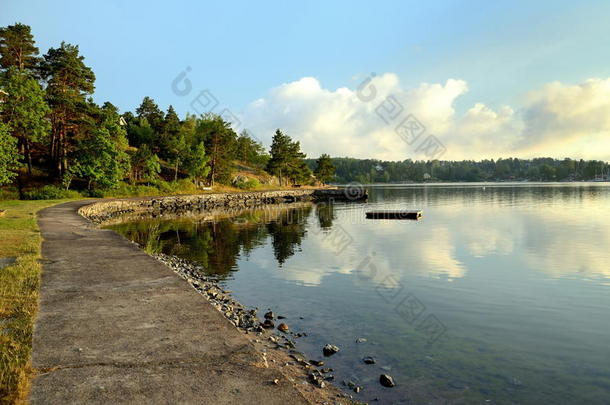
25 139 33 175
174 160 179 182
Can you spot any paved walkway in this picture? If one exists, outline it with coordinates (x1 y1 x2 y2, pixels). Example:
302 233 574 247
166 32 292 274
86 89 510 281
30 201 310 404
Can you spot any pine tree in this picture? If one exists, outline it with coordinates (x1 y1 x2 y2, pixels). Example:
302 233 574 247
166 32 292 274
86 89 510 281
41 42 95 177
314 154 335 184
266 129 309 185
200 114 236 186
266 129 292 186
0 23 40 71
135 96 164 134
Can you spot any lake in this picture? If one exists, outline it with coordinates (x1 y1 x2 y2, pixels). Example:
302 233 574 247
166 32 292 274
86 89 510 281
108 183 610 404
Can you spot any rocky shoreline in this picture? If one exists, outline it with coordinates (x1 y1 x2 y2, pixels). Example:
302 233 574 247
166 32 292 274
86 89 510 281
153 253 362 405
80 188 367 225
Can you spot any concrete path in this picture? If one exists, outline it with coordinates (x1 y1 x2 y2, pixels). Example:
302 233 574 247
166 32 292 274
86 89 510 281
30 201 311 404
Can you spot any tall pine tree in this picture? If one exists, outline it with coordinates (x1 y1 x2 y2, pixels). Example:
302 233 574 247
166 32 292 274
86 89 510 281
41 42 95 177
0 23 40 72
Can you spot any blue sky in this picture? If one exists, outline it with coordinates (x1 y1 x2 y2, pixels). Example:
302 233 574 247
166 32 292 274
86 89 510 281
3 0 610 160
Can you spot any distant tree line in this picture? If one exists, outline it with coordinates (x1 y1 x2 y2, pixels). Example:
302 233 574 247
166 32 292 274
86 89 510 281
0 22 322 196
307 157 610 184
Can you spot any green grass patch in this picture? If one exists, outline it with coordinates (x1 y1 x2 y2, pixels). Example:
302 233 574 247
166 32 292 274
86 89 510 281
0 200 72 404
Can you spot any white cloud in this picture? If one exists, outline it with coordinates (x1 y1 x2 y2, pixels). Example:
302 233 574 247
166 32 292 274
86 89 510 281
241 74 610 161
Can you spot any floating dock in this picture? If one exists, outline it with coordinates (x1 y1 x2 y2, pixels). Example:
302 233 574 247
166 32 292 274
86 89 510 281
365 210 422 220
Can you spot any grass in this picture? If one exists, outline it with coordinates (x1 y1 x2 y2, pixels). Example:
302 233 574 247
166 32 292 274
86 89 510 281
0 200 73 404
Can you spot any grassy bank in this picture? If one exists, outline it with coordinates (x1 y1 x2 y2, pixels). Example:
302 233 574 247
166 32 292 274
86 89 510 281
0 200 72 404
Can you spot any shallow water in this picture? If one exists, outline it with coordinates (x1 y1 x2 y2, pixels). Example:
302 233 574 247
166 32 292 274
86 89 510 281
109 183 610 404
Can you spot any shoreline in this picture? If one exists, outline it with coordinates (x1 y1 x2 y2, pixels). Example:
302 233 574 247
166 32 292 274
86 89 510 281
31 199 359 404
77 190 370 403
153 253 359 404
79 188 367 225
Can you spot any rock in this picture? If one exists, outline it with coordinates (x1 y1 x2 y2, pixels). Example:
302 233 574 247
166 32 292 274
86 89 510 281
344 380 356 389
309 360 324 367
355 337 367 343
308 373 326 388
277 323 289 332
323 344 340 356
261 319 275 329
363 356 376 365
379 374 395 388
354 386 362 393
277 315 286 319
264 311 274 320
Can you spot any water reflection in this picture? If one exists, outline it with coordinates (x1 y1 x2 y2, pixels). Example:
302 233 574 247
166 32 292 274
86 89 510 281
110 204 315 278
108 184 610 405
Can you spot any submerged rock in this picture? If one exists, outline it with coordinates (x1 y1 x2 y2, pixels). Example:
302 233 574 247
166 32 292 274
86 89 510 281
379 374 395 388
363 356 376 365
322 344 340 357
277 323 289 332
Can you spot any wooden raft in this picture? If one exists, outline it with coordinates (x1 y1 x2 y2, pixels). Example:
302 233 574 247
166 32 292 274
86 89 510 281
365 210 422 220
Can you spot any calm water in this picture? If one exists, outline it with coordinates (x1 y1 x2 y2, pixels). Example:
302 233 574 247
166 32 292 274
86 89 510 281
109 183 610 404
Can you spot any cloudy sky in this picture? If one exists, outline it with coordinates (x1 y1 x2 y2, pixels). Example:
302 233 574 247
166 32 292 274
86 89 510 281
3 0 610 161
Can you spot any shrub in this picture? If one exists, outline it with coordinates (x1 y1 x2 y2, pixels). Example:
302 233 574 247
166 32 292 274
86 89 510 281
235 177 260 190
23 185 82 200
0 188 20 200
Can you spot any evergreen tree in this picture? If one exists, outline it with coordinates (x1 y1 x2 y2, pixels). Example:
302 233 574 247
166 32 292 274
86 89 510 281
0 23 40 71
41 42 95 177
199 114 236 186
266 129 292 186
235 130 268 167
266 129 309 185
0 67 50 173
314 153 335 184
135 96 164 134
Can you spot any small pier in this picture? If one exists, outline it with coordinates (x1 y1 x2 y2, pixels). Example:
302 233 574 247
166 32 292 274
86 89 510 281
366 210 422 220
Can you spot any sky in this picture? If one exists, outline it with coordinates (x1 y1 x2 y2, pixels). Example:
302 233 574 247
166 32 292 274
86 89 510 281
3 0 610 161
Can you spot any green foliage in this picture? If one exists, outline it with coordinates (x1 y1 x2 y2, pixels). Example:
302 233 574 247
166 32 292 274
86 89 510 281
74 103 130 189
131 145 161 182
0 188 19 200
0 122 20 185
235 130 269 168
0 68 50 172
184 141 210 184
234 177 260 190
0 23 40 71
266 129 310 185
135 96 164 133
41 41 95 178
312 157 610 183
200 114 237 186
23 185 81 200
314 153 335 184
